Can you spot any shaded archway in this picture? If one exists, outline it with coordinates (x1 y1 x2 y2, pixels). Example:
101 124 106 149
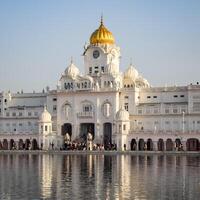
175 138 182 151
158 139 164 151
25 139 31 150
3 139 8 150
103 123 112 150
166 138 173 151
130 139 137 150
18 139 24 150
32 139 38 150
0 140 3 150
138 139 145 151
186 138 199 151
10 139 15 150
147 139 153 151
80 123 95 142
62 123 72 138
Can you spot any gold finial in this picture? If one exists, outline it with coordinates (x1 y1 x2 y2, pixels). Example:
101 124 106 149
101 14 103 25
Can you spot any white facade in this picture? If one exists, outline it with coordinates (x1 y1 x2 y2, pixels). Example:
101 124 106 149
0 19 200 151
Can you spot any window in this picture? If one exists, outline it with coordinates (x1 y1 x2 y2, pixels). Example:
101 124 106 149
193 102 200 112
101 66 104 73
53 98 57 101
123 124 126 131
138 96 140 99
28 112 32 116
173 95 178 98
34 112 38 116
19 112 23 116
147 96 151 99
28 122 32 126
53 105 57 112
83 105 92 112
124 96 129 99
124 103 128 111
19 123 22 127
45 125 48 131
138 109 142 114
180 95 185 98
89 67 92 74
12 112 16 117
173 109 178 114
4 99 7 103
153 96 157 98
6 112 9 117
165 109 169 114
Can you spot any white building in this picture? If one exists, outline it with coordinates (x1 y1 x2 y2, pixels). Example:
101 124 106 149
0 18 200 151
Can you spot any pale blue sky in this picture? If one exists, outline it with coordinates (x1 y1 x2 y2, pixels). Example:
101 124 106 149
0 0 200 92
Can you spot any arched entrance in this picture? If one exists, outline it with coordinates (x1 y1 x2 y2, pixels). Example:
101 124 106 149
186 138 199 151
103 123 112 150
10 139 15 150
3 139 8 150
25 139 31 150
138 139 145 151
158 139 164 151
130 139 137 150
175 138 182 151
166 138 173 151
80 123 95 142
32 139 38 150
62 123 72 138
18 139 24 150
0 140 3 150
147 139 153 151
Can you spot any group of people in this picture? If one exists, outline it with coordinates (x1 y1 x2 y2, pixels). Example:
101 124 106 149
61 142 117 151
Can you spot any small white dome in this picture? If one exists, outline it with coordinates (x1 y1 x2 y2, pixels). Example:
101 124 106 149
65 61 80 79
116 107 129 121
124 64 138 80
39 107 52 122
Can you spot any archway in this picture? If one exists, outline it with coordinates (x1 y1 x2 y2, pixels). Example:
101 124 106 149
186 138 199 151
130 139 137 150
32 139 38 150
103 123 112 150
62 123 72 138
3 139 8 150
80 123 95 142
0 140 3 150
138 139 145 151
166 139 173 151
147 139 153 151
25 139 31 150
158 139 164 151
18 139 24 150
175 138 181 151
10 139 15 150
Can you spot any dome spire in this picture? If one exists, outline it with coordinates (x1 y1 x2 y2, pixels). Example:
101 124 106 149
101 14 103 25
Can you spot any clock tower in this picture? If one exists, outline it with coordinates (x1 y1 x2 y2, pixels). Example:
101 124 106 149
83 17 120 77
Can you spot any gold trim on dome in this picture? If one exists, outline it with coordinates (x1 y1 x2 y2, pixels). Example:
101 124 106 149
90 17 115 45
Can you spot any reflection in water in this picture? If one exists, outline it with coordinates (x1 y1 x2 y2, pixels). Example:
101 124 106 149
0 154 200 199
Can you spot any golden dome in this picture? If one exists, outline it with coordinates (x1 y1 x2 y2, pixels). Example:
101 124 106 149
90 18 115 45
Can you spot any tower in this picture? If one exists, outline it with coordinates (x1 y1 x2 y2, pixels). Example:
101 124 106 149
83 17 121 77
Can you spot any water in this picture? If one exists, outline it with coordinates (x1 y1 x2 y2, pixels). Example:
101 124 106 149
0 154 200 200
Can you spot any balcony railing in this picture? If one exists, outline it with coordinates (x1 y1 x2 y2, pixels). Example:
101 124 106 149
77 111 94 118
